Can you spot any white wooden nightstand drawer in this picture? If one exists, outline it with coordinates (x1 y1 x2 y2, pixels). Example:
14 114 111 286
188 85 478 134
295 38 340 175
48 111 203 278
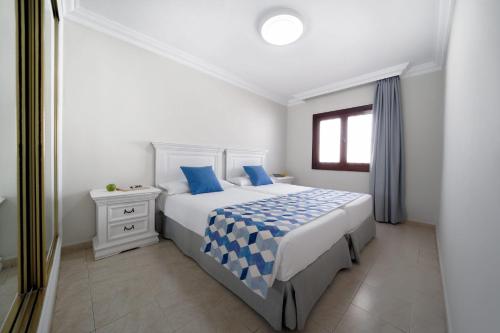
108 218 148 241
90 187 161 260
107 201 148 223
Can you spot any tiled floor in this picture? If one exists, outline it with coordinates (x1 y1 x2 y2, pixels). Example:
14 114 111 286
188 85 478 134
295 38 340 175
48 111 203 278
52 222 447 333
0 267 17 324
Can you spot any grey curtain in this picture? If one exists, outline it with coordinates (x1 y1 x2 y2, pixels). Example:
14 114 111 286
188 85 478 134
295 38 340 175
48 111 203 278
369 76 406 224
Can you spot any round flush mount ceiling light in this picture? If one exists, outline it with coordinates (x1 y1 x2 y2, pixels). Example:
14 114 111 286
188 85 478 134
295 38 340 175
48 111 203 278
260 10 304 46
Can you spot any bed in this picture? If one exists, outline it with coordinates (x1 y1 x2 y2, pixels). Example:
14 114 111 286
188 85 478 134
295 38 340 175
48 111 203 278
152 143 353 330
225 148 376 262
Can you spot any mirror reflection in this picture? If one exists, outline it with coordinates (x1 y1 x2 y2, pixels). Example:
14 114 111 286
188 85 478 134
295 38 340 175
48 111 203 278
43 0 57 260
0 0 19 324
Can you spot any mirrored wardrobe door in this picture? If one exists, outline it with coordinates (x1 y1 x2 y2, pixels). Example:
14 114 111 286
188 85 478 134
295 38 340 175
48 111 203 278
0 0 19 327
43 0 59 268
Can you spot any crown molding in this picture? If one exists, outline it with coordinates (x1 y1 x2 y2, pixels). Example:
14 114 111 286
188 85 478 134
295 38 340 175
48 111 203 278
287 0 455 106
62 0 78 16
63 4 288 105
434 0 456 67
403 61 442 78
63 0 454 108
287 62 409 106
288 60 443 106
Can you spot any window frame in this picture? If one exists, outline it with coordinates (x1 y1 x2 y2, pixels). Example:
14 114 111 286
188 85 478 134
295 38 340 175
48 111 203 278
312 104 373 172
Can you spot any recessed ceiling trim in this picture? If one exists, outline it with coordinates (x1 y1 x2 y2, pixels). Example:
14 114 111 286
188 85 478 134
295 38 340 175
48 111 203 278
435 0 456 66
403 61 442 78
63 4 289 105
287 0 455 106
288 62 409 106
63 0 455 108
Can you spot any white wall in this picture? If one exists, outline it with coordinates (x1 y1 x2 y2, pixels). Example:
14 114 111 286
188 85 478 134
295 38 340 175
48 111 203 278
62 21 287 246
403 72 444 225
438 0 500 332
0 0 18 260
286 71 444 224
287 84 374 193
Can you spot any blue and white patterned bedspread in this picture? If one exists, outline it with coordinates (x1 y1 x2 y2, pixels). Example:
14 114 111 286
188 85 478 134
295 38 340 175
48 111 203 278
201 188 362 298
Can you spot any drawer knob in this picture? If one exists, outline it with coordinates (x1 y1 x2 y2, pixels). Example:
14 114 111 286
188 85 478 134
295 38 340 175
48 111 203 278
123 208 135 214
123 225 135 232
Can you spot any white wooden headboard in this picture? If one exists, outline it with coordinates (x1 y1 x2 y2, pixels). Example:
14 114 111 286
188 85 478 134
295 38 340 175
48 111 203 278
225 148 268 179
152 142 224 186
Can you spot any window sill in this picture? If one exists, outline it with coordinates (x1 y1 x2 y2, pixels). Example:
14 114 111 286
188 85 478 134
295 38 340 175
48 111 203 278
312 163 370 172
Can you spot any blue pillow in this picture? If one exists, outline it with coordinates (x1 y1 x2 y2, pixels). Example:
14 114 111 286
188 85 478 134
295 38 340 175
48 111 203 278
180 166 223 195
243 165 273 186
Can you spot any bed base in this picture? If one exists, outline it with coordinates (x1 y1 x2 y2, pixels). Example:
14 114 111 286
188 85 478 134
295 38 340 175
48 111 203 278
346 215 376 262
161 214 352 331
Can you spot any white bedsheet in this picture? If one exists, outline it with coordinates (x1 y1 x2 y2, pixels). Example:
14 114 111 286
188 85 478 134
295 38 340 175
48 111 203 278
159 187 348 281
238 183 373 233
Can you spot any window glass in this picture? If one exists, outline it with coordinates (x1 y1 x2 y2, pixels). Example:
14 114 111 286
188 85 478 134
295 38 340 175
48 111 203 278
319 118 341 163
347 114 372 163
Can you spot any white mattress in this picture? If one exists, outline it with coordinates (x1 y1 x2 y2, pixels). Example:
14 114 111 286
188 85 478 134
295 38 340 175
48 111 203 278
159 187 348 282
238 183 373 233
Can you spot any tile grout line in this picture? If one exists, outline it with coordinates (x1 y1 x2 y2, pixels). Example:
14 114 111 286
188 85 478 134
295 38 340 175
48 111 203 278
84 250 96 333
330 254 378 332
348 304 407 333
55 225 446 333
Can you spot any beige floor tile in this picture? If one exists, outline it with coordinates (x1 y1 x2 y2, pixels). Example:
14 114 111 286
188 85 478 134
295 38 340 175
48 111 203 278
412 292 446 320
336 305 405 333
312 281 353 315
255 319 329 333
308 306 344 332
0 267 17 295
61 248 89 264
0 294 16 326
410 291 447 333
221 298 270 332
58 258 89 282
363 264 420 302
324 270 363 304
55 278 92 313
161 302 209 332
87 251 162 284
96 301 173 333
172 308 252 333
353 283 412 332
53 225 447 333
91 274 158 328
51 299 94 333
411 314 447 333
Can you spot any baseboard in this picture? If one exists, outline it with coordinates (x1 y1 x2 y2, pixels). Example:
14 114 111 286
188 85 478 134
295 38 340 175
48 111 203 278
0 256 17 270
37 236 61 333
61 240 92 255
93 234 158 260
436 226 453 333
405 219 436 229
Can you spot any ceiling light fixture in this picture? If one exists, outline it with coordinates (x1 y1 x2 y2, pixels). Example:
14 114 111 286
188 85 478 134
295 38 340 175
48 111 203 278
260 10 304 46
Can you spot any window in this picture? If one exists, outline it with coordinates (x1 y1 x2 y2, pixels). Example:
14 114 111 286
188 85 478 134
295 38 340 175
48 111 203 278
312 105 373 172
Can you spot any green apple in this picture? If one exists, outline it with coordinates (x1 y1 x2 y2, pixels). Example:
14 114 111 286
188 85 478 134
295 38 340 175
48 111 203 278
106 183 116 192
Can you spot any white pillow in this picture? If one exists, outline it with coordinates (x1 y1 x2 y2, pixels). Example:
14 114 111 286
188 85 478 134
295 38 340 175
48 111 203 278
159 178 234 195
219 179 236 189
159 180 190 195
228 176 252 186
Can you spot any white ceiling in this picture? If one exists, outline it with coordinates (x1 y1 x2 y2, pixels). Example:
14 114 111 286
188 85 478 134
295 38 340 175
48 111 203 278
64 0 453 105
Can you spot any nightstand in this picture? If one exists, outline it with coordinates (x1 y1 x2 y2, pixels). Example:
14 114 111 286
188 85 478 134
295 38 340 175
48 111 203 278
90 187 161 260
271 176 295 184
